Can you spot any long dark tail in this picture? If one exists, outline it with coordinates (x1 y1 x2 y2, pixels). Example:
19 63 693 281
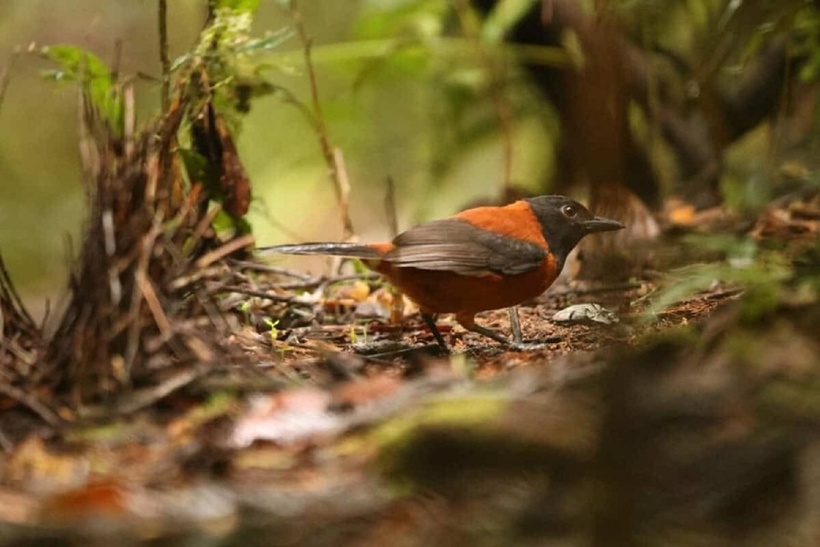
255 242 382 259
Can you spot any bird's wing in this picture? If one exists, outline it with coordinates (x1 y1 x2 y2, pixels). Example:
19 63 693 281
383 218 547 277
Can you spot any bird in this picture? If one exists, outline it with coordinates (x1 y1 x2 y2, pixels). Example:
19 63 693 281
256 195 624 350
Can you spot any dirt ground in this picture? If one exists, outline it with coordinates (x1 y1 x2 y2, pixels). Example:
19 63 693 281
0 196 818 546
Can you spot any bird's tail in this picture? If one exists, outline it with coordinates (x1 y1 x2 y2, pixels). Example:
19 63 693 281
256 242 383 260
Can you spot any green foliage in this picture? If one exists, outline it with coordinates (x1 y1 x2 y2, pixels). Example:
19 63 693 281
179 4 293 127
173 3 294 237
481 0 540 44
263 317 281 341
40 44 122 134
681 233 759 264
215 0 261 13
178 148 209 183
353 0 449 41
171 27 294 74
350 0 564 191
213 208 252 238
793 3 820 82
647 232 817 324
648 224 820 334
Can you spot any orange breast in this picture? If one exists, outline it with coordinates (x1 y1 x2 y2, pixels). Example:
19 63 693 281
374 257 559 315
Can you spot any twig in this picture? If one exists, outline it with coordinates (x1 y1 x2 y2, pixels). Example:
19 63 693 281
360 343 443 361
167 261 233 292
382 176 405 322
277 272 380 291
162 181 201 243
156 0 177 193
384 176 399 238
0 338 37 366
0 48 20 119
188 196 222 251
80 365 207 418
123 83 136 159
0 383 61 427
218 285 316 306
193 285 231 331
158 0 170 112
110 40 123 83
230 260 314 280
123 213 165 375
332 147 353 237
289 1 355 240
0 254 37 330
195 233 255 269
136 273 172 340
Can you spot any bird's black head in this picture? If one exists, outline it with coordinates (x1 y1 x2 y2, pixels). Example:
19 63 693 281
524 195 624 269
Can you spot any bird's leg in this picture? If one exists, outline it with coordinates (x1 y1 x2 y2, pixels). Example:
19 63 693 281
421 313 449 351
457 312 547 351
455 313 511 346
508 306 523 345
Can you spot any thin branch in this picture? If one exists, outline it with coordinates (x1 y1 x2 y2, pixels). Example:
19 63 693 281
332 146 353 235
0 254 37 330
382 175 406 324
0 48 19 119
218 285 316 306
123 213 165 376
230 260 314 280
123 83 136 158
189 197 223 251
289 1 355 240
137 273 172 340
158 0 170 112
383 176 399 238
195 233 255 269
81 365 206 418
0 382 61 427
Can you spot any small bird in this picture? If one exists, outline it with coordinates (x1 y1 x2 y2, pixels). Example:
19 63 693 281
257 195 624 350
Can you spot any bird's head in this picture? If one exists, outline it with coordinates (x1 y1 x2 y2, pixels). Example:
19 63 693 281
525 195 624 268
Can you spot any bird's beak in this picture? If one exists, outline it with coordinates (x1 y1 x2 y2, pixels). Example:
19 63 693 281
582 216 625 233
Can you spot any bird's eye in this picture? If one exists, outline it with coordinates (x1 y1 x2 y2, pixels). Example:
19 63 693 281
561 204 577 218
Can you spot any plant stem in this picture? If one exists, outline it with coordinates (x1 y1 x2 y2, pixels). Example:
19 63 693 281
290 0 355 240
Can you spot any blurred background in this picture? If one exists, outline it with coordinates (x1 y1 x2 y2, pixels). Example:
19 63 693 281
1 0 817 315
0 1 556 316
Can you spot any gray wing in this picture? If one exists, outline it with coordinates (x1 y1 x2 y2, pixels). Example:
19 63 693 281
383 218 547 276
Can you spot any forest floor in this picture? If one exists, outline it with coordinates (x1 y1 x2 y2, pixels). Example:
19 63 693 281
0 194 818 547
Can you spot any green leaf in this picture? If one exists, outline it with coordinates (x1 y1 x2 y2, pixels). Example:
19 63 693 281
481 0 539 44
178 148 210 186
217 0 261 13
42 44 111 81
234 27 295 54
213 208 252 236
40 44 122 133
646 252 793 319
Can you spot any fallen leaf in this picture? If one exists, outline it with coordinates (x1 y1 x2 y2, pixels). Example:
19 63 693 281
230 389 340 448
